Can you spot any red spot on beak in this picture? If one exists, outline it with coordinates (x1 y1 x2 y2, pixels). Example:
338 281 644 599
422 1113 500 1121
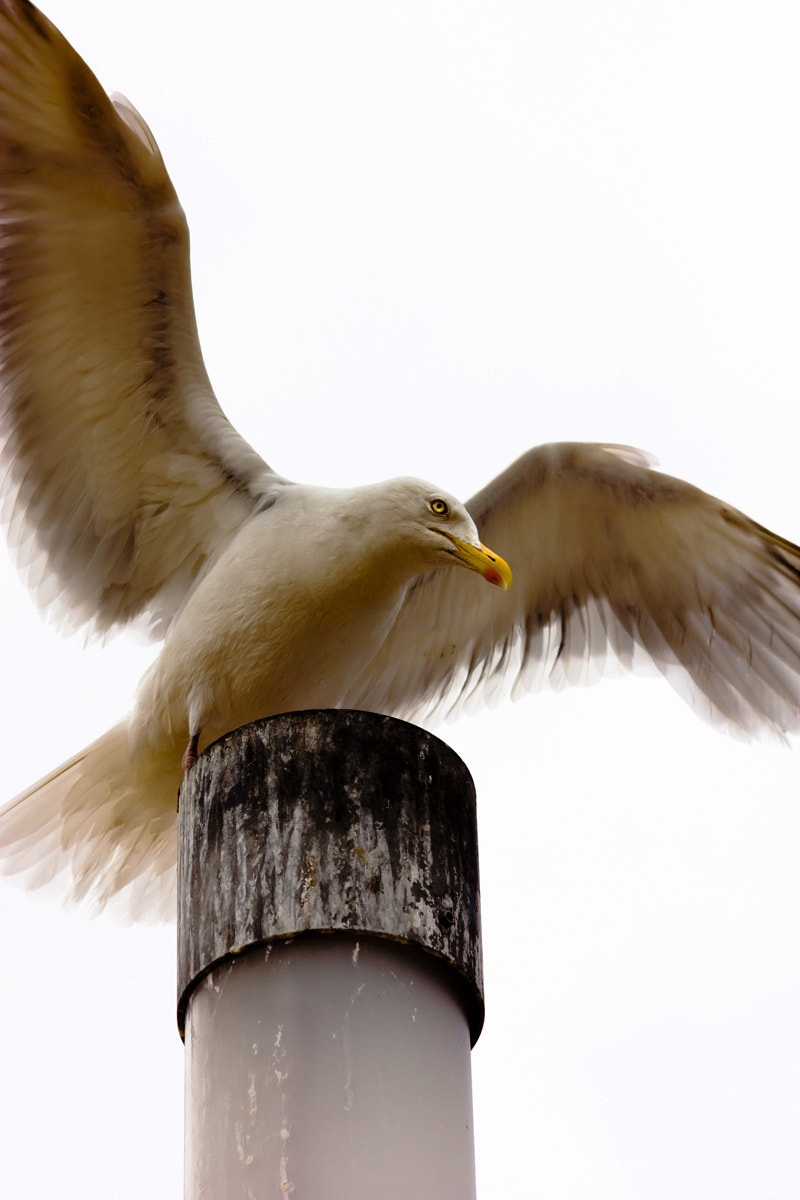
483 566 504 586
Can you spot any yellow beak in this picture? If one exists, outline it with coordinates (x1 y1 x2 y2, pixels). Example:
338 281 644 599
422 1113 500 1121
448 535 513 589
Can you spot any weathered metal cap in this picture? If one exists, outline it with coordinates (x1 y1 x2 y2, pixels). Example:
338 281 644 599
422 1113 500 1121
177 710 484 1044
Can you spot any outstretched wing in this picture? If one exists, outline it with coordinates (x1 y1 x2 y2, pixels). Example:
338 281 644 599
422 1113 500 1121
0 0 281 638
347 442 800 739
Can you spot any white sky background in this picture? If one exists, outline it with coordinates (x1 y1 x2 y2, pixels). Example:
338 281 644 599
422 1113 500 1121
2 1 800 1196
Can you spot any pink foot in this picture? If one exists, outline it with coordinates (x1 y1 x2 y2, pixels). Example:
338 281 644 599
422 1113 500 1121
182 731 200 772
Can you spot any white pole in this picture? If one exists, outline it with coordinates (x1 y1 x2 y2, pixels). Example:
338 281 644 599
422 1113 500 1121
177 711 484 1200
184 936 476 1199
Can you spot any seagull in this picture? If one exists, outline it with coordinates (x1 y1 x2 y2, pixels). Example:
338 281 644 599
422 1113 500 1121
2 0 800 918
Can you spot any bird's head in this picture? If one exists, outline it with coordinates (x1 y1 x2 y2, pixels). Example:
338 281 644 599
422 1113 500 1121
351 478 512 589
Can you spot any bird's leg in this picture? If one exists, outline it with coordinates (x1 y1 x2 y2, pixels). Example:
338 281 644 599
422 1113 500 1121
182 731 200 773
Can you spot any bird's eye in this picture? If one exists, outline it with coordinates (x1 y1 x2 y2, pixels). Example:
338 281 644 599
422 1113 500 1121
429 498 449 516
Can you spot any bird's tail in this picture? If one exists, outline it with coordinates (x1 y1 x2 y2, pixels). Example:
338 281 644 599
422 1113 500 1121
0 723 179 921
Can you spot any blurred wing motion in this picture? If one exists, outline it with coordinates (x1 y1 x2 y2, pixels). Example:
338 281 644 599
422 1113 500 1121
3 1 800 919
346 442 800 740
0 0 279 638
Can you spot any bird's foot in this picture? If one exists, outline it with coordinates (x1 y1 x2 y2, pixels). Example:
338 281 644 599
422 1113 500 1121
181 731 200 772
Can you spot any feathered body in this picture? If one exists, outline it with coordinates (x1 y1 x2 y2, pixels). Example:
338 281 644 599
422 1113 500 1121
1 478 508 916
132 482 482 755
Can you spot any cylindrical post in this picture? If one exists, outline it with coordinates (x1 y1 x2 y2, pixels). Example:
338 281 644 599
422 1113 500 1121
177 710 484 1200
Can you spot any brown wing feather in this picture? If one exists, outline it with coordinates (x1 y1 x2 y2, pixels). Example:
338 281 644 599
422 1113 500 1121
346 443 800 739
0 0 279 638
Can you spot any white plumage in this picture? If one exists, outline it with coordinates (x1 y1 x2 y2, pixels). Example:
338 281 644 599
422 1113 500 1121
2 0 800 917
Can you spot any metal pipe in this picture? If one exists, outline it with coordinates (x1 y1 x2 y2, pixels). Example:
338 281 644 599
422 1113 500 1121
178 710 483 1200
